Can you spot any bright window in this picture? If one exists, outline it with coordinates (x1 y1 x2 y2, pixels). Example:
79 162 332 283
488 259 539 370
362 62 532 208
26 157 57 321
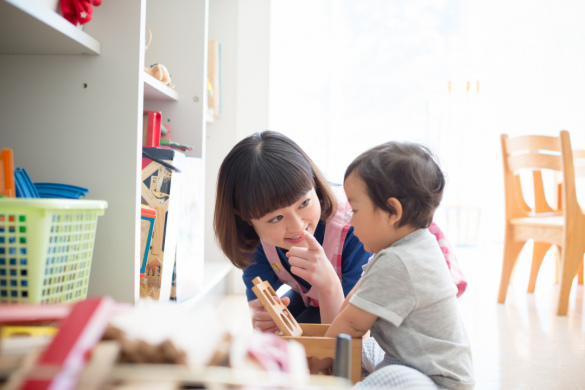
269 0 585 245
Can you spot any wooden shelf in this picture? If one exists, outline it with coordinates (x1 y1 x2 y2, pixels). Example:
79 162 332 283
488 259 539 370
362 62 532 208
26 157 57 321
144 72 179 101
0 0 100 55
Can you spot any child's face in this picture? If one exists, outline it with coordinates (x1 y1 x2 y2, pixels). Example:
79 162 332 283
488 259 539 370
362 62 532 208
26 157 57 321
344 171 399 253
250 188 321 250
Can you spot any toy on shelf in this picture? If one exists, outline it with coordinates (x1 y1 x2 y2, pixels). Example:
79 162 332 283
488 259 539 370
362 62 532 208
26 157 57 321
14 168 40 198
140 205 157 279
143 27 175 89
251 277 363 384
34 182 89 199
60 0 102 26
0 148 16 198
140 148 185 302
160 138 193 152
158 123 194 152
145 64 175 89
143 110 162 148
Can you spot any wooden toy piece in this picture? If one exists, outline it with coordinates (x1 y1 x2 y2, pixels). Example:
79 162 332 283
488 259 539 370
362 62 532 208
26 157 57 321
0 303 71 324
251 277 303 337
19 297 117 390
75 341 121 390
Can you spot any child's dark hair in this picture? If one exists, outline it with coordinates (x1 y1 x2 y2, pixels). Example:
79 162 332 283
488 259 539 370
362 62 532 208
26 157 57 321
344 141 445 229
214 131 336 269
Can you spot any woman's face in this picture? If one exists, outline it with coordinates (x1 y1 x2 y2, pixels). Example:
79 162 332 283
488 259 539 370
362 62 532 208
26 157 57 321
250 187 321 250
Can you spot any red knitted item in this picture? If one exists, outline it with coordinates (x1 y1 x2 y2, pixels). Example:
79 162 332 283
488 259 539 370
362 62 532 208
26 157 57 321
60 0 102 26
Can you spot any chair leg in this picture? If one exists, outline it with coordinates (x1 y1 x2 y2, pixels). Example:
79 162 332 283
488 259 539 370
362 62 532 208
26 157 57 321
553 245 560 284
554 247 583 285
528 242 552 293
556 247 584 316
498 238 526 304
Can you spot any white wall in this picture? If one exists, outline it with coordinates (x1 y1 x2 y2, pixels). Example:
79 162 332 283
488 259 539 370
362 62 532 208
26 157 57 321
205 0 271 292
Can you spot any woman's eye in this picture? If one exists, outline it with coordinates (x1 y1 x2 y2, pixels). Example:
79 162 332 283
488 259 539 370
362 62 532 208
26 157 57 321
300 199 310 208
268 215 283 223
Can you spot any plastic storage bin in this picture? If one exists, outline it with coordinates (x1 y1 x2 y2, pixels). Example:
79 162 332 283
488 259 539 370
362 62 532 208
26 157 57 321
0 198 107 304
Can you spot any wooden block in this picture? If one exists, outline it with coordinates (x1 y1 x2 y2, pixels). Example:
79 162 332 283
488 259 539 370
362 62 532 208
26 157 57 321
76 341 121 390
251 277 302 337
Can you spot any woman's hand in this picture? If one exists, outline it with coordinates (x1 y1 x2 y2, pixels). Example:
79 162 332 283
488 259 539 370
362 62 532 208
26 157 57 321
248 296 291 333
286 231 338 291
287 231 345 323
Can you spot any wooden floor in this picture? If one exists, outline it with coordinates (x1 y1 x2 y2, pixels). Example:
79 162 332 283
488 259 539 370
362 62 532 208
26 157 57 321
218 241 585 389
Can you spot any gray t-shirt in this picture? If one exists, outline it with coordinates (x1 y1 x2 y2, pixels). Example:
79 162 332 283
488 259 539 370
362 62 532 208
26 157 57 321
350 228 474 390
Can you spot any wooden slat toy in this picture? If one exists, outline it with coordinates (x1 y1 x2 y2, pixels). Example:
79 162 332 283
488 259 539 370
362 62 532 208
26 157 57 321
251 277 303 337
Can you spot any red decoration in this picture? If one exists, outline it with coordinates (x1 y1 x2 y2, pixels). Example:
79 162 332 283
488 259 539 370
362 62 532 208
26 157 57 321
60 0 102 26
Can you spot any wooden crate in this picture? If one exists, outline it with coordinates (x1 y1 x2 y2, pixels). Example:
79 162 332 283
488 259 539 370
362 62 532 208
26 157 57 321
252 277 362 383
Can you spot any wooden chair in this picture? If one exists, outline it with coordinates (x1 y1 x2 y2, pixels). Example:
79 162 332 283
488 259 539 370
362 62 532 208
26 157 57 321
498 130 585 315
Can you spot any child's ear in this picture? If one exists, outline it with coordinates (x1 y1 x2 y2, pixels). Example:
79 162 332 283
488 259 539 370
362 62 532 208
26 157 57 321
386 197 403 225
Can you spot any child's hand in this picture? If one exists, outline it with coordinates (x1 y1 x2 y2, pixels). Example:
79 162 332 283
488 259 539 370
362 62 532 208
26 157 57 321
310 356 333 375
287 231 338 291
248 296 291 333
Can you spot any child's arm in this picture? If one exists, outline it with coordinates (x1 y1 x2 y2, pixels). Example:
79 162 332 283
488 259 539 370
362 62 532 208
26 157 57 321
324 301 377 339
310 292 376 376
338 278 361 314
324 279 376 339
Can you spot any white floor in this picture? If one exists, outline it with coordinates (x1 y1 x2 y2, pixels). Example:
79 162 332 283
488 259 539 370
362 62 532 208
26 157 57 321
456 243 585 390
218 241 585 389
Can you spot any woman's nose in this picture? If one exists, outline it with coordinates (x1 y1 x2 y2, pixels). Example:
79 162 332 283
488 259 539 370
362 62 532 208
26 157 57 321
287 212 304 232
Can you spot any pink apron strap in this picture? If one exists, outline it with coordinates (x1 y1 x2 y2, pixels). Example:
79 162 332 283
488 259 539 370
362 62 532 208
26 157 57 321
322 186 352 279
428 222 468 297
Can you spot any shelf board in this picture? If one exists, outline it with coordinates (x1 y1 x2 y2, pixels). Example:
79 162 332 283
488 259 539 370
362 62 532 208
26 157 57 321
0 0 101 55
178 262 232 310
143 72 179 101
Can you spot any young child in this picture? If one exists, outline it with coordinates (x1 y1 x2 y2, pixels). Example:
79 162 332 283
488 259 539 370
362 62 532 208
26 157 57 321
314 141 474 389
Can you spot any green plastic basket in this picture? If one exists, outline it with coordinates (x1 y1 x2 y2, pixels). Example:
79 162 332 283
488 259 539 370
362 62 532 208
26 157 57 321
0 199 107 304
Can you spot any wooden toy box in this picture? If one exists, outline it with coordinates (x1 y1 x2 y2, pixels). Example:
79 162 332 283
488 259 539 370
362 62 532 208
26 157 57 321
281 323 362 383
252 277 362 383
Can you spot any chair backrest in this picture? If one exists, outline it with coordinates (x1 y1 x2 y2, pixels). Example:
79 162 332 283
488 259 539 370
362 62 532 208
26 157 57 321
502 130 583 223
572 149 585 210
559 131 584 217
501 133 563 220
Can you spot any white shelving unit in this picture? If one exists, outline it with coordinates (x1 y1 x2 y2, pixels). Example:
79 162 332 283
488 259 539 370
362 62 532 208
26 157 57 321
0 0 230 305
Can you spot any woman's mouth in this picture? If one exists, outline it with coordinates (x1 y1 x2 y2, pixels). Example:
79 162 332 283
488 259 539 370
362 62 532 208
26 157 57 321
285 230 306 245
